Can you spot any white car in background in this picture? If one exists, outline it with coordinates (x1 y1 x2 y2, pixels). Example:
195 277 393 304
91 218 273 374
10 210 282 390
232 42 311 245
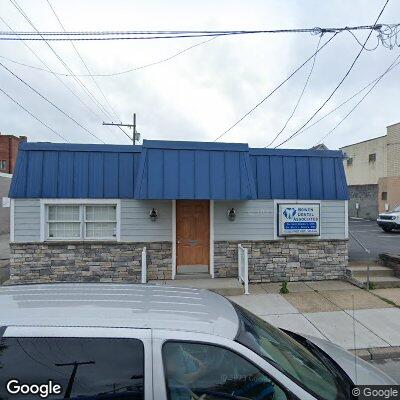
377 205 400 232
0 284 395 400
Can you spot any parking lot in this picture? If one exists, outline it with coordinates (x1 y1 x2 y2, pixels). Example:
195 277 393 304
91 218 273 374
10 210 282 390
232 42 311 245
349 218 400 261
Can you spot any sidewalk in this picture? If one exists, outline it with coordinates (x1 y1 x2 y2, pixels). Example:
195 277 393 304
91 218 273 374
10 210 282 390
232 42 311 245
228 280 400 351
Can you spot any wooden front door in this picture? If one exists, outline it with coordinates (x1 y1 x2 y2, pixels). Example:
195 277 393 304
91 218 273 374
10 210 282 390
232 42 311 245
176 200 210 268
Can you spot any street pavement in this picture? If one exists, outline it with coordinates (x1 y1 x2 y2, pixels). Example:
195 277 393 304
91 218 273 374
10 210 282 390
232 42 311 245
349 218 400 261
369 358 400 383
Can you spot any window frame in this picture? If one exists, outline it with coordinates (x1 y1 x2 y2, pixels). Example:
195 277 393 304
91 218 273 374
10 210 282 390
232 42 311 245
2 325 152 400
369 153 376 163
161 339 296 400
40 199 121 242
346 157 353 166
0 160 7 170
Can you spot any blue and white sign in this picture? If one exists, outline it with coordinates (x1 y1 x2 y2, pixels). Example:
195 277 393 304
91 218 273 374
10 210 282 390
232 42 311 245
278 203 320 236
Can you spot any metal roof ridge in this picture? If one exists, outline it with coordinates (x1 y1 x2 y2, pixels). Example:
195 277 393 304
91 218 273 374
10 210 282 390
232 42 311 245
142 139 249 151
19 142 142 153
250 148 345 158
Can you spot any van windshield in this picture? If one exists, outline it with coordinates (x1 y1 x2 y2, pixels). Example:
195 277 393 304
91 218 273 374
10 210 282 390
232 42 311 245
233 303 350 400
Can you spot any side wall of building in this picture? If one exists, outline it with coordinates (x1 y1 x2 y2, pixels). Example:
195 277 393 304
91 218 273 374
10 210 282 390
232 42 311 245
0 174 11 234
341 136 387 185
347 184 379 219
387 122 400 177
378 176 400 213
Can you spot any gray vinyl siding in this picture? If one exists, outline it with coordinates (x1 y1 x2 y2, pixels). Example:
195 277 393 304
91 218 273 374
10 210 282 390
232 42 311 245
13 199 41 242
120 200 172 242
214 201 274 241
13 199 172 243
214 200 347 241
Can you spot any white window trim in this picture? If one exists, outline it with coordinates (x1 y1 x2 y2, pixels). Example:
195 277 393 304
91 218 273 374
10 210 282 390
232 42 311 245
40 199 121 242
273 199 322 240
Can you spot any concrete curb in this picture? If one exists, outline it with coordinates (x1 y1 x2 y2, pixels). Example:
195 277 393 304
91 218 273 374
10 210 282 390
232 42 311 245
350 347 400 361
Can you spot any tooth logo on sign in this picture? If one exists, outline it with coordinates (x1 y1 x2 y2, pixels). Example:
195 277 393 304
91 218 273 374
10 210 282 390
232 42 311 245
283 208 297 219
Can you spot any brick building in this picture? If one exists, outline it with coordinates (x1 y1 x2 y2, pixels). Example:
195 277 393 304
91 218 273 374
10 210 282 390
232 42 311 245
340 122 400 218
0 133 27 174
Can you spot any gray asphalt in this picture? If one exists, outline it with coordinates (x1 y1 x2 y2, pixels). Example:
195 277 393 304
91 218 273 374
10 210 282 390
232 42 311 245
369 358 400 383
349 219 400 261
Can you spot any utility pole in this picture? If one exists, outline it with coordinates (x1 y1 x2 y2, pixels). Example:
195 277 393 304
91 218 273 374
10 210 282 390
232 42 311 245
103 113 141 145
55 360 95 398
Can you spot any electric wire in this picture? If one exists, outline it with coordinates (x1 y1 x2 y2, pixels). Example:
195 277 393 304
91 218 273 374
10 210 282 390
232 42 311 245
274 0 390 148
315 51 400 144
281 57 400 141
0 86 69 142
213 32 339 142
0 15 110 124
0 25 389 41
9 0 123 141
44 0 131 142
266 35 322 148
46 0 120 120
0 61 105 143
0 36 217 77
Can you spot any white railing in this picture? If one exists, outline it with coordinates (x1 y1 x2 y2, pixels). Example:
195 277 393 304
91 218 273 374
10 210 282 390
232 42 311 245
238 244 249 295
141 247 147 284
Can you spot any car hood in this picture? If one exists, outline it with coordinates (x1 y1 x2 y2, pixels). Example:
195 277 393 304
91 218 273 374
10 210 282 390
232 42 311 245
301 334 396 385
378 212 398 217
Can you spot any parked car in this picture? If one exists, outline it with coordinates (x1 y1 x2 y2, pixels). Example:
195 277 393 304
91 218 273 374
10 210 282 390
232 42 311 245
377 205 400 232
0 284 395 399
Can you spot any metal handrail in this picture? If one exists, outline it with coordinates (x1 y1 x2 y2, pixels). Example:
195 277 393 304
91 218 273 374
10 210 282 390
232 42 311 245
141 247 147 284
349 231 371 291
238 244 249 295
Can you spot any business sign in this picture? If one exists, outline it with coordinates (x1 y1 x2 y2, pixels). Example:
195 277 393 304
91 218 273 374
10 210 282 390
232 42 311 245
278 203 320 236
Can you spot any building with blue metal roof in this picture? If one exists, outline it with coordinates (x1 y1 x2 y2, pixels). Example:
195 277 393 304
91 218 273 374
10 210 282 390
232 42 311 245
8 140 349 286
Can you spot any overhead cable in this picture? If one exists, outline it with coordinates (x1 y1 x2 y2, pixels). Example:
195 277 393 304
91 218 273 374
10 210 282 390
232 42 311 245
213 32 339 142
266 35 322 148
0 86 69 142
316 52 400 144
0 61 105 143
274 0 390 148
0 25 389 41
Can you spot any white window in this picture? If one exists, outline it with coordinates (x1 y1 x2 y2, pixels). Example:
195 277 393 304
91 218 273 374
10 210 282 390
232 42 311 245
45 203 118 240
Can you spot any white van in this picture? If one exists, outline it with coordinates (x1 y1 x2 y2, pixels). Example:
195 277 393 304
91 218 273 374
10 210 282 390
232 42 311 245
0 284 395 399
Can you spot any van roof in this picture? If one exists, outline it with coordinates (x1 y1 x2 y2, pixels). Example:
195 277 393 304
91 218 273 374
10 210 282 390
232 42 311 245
0 284 239 339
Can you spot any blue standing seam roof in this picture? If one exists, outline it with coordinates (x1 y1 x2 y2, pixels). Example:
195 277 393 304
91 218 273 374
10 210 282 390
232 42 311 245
9 140 348 200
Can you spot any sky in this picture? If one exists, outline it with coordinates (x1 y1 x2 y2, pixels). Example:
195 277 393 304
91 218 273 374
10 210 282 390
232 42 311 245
0 0 399 149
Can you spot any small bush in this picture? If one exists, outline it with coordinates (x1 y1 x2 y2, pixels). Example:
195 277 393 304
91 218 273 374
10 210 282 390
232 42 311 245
280 281 289 294
367 281 376 290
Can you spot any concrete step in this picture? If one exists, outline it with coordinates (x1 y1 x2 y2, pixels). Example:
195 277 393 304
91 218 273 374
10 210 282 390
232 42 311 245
175 273 211 280
148 277 244 296
347 265 395 278
352 275 400 289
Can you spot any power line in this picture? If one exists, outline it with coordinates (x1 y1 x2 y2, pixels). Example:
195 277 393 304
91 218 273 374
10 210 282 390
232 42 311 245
44 0 130 141
0 61 105 143
0 86 69 142
315 52 400 144
0 36 218 77
266 35 322 148
274 0 390 148
46 0 118 119
0 24 391 41
0 15 109 123
213 31 339 142
9 0 121 132
280 57 400 141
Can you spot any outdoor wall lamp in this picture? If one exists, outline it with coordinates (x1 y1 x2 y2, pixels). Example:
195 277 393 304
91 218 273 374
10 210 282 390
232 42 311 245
149 208 158 222
228 208 236 221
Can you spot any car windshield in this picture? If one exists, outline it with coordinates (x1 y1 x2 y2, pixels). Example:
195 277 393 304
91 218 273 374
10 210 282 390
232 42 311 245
233 303 349 400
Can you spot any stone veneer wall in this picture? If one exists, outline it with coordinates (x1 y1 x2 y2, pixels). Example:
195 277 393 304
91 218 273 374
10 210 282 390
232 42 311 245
8 242 172 284
214 240 348 282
